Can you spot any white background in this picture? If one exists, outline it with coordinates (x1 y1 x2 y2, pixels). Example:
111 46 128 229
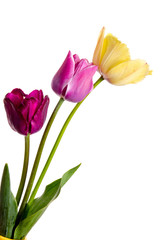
0 0 160 240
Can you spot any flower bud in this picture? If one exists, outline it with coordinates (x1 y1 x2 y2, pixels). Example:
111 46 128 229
4 89 49 135
51 51 97 102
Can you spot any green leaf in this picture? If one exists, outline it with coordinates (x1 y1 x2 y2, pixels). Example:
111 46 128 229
26 179 61 217
14 207 46 239
14 179 61 239
0 164 17 238
61 163 81 187
14 163 81 239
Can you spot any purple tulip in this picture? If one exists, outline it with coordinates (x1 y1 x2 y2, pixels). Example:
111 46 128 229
51 51 98 102
4 89 49 135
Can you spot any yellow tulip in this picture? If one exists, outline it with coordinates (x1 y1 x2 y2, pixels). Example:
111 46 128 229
93 27 152 85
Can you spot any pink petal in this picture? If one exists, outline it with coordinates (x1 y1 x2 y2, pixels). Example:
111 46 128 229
51 51 75 96
74 59 89 75
64 65 97 102
73 54 80 64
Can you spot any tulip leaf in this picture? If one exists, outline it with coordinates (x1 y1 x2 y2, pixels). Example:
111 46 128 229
26 179 61 218
14 163 81 239
0 164 17 238
14 207 46 239
60 163 81 187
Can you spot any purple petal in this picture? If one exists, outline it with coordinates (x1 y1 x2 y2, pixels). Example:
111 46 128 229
4 98 28 135
20 98 40 123
24 90 44 121
64 65 97 102
30 96 49 134
28 90 43 102
28 98 40 121
5 88 25 107
19 99 29 121
51 51 75 96
11 88 25 98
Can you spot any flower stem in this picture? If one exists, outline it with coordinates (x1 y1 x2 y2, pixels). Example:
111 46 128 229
29 76 104 203
16 134 30 206
18 97 64 217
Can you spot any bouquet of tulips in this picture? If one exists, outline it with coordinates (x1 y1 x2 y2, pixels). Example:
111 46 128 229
0 27 151 240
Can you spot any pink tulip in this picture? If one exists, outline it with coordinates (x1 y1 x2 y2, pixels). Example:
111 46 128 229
51 51 97 102
4 89 49 135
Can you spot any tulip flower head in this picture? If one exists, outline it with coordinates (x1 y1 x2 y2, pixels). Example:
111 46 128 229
51 51 97 102
93 27 152 85
4 89 49 135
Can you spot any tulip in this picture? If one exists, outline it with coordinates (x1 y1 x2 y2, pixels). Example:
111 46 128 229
93 27 152 85
51 51 97 102
4 89 49 135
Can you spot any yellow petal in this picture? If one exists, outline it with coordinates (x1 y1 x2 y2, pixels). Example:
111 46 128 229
92 27 105 67
105 60 151 85
101 34 130 73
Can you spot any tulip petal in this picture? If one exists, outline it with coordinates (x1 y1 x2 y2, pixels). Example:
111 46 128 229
73 54 80 64
30 96 49 134
51 51 75 96
64 65 97 102
11 88 25 99
25 90 44 121
6 89 25 107
92 27 105 67
4 98 28 135
28 98 40 121
28 90 43 102
74 59 89 75
100 34 130 73
106 59 151 85
20 98 40 123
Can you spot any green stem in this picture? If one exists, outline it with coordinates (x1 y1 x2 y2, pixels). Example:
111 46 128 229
29 76 104 203
18 97 64 216
16 134 30 206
